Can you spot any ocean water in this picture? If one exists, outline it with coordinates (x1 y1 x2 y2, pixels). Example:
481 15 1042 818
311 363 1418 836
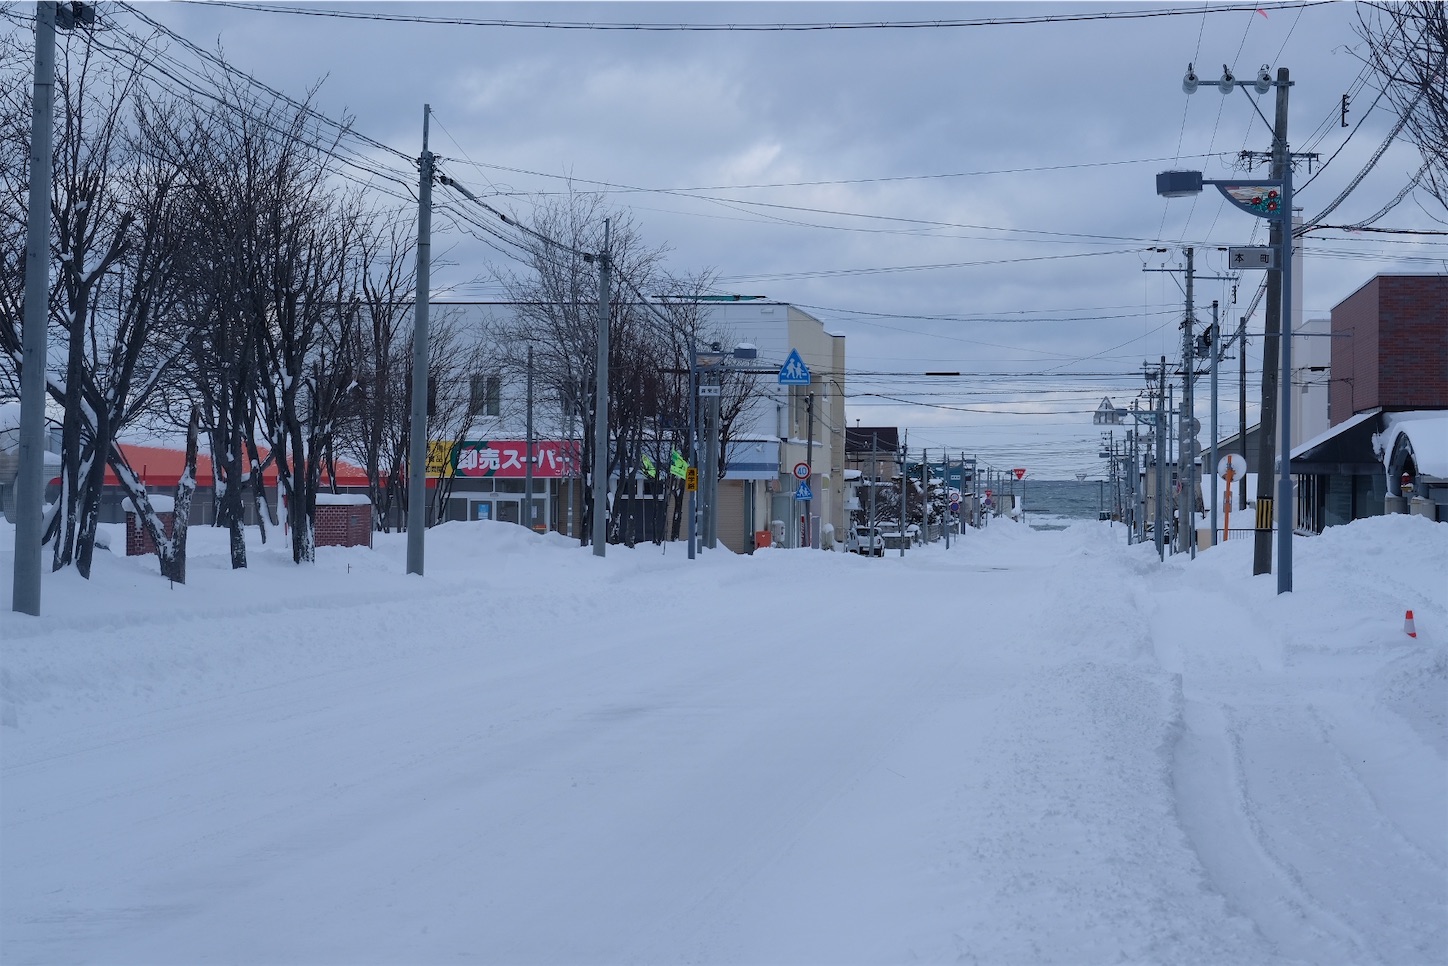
994 479 1118 531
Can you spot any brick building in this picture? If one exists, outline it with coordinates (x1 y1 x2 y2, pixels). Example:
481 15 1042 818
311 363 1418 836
1328 274 1448 423
1292 274 1447 530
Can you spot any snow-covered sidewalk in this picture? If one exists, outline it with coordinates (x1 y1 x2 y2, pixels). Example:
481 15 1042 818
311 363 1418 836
2 514 1444 964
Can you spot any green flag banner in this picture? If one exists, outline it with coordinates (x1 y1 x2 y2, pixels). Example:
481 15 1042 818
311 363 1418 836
669 450 689 479
641 454 658 479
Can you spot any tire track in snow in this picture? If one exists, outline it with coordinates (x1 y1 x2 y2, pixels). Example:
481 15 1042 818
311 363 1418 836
1150 575 1371 964
1155 564 1444 966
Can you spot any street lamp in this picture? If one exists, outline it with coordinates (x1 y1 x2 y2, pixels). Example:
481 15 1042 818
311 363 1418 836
1156 165 1294 593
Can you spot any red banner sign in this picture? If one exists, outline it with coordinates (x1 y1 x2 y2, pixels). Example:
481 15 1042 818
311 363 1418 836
443 440 580 478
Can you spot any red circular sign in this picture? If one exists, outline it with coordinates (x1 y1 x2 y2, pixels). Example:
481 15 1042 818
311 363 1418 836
793 462 810 481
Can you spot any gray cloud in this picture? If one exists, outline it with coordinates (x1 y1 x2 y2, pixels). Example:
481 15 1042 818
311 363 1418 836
123 1 1444 475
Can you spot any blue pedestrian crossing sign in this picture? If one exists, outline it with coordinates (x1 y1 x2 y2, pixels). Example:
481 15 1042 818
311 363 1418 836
778 349 811 386
794 480 813 501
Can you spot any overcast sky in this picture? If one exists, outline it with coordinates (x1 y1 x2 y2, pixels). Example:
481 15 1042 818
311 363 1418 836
64 2 1448 476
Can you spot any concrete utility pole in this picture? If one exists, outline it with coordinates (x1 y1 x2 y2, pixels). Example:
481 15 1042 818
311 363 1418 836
525 344 534 531
1156 357 1167 561
868 431 878 547
406 105 433 577
12 1 59 615
1239 315 1248 510
920 449 928 543
804 391 814 548
1179 247 1196 556
1253 68 1290 579
1209 300 1221 547
898 432 908 558
592 219 611 557
705 371 721 550
686 344 697 560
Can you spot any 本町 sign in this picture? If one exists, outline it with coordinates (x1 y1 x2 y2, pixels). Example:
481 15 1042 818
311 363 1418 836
427 440 580 478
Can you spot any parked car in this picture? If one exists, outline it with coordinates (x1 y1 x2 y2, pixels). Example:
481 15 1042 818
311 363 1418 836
847 525 885 556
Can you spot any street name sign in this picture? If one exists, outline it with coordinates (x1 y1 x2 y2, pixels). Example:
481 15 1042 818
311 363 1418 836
1227 246 1278 270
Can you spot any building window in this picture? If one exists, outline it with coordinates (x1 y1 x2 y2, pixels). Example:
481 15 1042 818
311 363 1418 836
471 374 502 416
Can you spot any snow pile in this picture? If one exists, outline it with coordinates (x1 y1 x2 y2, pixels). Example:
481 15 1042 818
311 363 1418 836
2 514 1444 964
1381 410 1448 479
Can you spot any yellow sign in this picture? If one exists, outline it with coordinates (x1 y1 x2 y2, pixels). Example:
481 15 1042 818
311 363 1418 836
685 468 699 492
425 441 456 478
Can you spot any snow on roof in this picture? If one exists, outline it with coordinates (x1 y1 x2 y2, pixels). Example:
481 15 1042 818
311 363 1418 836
1381 410 1448 479
122 495 175 513
316 493 372 506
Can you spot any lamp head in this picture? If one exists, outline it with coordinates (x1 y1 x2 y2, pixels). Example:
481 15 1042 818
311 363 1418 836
1156 170 1204 198
1182 63 1199 95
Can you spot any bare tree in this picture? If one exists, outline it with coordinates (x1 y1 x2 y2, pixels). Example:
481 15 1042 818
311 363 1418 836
339 209 415 531
0 29 194 579
159 79 359 566
417 308 489 525
1357 2 1448 218
490 191 670 545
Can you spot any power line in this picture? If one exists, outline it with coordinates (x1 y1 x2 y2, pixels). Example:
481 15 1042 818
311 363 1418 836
178 2 1334 32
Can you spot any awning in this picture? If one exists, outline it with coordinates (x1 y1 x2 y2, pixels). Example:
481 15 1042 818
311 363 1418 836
1289 409 1383 476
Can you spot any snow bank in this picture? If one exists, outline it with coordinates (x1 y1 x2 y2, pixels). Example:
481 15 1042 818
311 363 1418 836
1 513 1444 964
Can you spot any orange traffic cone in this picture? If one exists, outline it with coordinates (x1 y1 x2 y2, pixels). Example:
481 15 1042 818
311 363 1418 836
1405 610 1417 638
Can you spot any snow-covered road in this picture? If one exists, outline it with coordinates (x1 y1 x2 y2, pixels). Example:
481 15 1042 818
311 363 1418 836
3 515 1444 964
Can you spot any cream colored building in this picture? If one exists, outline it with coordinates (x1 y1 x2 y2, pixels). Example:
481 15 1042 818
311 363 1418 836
701 301 846 551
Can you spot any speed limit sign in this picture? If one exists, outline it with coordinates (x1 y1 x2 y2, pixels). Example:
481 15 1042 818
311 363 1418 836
792 462 810 481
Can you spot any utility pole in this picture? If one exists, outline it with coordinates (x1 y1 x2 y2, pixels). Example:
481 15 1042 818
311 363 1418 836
804 392 814 548
921 448 929 543
1168 380 1176 553
1209 300 1220 547
1253 68 1290 579
704 368 721 550
13 1 59 615
869 431 878 548
1156 357 1167 561
898 432 908 557
406 105 433 577
1133 401 1145 544
591 220 611 557
1179 247 1196 555
1143 248 1230 557
525 344 534 532
1239 315 1248 511
686 345 697 559
943 451 950 549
